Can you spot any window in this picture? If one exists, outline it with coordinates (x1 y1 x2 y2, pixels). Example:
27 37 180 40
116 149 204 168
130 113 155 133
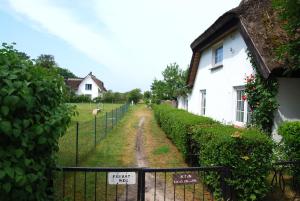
85 84 92 90
200 90 206 115
236 89 245 122
213 45 223 66
185 98 189 111
235 88 250 124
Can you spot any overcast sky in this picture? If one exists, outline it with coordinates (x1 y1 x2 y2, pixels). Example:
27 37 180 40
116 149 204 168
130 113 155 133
1 0 241 92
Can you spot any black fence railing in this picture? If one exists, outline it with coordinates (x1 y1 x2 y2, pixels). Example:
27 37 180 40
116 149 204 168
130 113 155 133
53 166 232 201
268 160 300 200
59 103 130 167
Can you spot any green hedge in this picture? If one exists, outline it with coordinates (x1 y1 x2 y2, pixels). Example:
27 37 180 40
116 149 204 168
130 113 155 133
278 121 300 183
153 104 273 201
0 44 74 200
153 104 216 160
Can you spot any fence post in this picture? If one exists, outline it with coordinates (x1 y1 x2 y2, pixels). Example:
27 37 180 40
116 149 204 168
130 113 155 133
94 115 97 148
105 112 108 136
75 122 79 166
220 167 233 201
111 110 114 129
137 168 146 201
116 107 118 124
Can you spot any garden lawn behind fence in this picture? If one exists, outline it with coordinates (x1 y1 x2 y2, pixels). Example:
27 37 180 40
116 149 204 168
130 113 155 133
153 104 274 201
57 103 127 166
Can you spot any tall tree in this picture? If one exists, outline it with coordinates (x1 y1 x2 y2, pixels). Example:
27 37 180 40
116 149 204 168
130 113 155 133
127 88 143 104
35 54 78 78
56 67 77 78
35 54 57 68
151 63 188 103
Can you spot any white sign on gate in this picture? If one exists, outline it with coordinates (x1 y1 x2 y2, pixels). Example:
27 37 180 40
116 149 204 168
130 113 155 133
108 172 136 185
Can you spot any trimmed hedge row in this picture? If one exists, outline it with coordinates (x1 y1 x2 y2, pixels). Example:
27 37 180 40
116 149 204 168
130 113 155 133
153 104 216 159
279 121 300 183
153 104 274 201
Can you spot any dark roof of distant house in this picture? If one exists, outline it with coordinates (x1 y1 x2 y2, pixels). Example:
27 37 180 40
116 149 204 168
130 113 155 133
65 72 107 92
187 0 289 88
90 74 107 92
65 78 83 91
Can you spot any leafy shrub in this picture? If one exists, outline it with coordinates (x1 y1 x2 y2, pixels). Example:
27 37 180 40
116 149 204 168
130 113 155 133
278 121 300 183
153 104 274 200
69 94 91 103
193 126 273 200
153 104 215 160
0 44 74 201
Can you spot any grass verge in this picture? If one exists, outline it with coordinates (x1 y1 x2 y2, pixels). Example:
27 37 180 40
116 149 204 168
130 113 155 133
54 104 140 201
142 106 213 201
57 103 123 166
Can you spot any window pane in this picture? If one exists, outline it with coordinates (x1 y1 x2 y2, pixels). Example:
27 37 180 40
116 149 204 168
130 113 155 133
236 89 245 122
200 90 206 115
247 105 252 124
215 46 223 64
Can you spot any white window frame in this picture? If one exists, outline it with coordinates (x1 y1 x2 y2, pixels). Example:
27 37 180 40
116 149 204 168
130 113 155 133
234 86 250 127
200 90 206 115
85 84 92 90
211 43 223 69
185 98 188 111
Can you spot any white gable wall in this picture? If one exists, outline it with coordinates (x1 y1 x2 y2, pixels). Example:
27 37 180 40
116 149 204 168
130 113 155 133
272 78 300 141
187 30 254 125
76 75 100 99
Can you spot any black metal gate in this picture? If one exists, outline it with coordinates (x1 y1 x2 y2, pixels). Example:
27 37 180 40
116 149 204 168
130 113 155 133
53 166 232 201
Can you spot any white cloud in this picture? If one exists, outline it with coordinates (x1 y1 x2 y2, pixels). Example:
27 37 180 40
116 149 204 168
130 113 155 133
7 0 241 91
8 0 117 69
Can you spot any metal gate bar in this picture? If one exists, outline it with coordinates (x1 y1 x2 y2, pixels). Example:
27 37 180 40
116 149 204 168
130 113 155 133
54 166 231 201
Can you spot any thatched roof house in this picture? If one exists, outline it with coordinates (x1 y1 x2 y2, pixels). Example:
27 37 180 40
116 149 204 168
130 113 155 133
188 0 290 88
178 0 300 140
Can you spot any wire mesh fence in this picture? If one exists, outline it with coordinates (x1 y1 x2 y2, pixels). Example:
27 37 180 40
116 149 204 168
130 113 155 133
58 103 130 166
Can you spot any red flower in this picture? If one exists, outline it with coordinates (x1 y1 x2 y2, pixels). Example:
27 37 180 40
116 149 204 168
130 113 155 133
242 95 247 101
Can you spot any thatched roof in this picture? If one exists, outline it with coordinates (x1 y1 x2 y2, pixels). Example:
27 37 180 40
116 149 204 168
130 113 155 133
188 0 288 88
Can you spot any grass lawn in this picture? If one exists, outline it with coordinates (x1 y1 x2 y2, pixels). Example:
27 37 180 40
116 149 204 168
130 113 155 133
70 103 122 122
57 103 123 166
54 105 139 201
54 104 295 201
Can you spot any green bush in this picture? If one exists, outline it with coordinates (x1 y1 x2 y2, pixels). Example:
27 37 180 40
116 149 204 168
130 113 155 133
69 94 91 103
278 121 300 183
0 44 74 200
153 104 215 161
153 104 274 200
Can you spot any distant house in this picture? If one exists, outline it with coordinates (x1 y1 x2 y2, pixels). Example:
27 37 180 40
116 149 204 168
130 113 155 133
178 0 300 140
65 72 107 99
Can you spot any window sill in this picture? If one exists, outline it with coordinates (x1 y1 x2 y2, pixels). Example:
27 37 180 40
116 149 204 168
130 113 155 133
209 64 223 70
233 122 246 128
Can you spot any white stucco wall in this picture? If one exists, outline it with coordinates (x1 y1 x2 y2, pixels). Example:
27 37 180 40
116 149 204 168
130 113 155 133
76 75 100 99
178 96 188 110
187 30 254 125
272 78 300 141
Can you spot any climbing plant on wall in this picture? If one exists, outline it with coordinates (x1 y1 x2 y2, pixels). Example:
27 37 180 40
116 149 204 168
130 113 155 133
245 51 279 134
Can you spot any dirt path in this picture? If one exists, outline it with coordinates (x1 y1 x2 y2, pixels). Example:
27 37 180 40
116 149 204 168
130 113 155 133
135 114 176 201
119 106 187 201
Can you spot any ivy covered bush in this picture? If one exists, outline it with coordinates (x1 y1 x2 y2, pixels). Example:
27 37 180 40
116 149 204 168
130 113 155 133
0 44 74 201
278 121 300 183
153 104 274 200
